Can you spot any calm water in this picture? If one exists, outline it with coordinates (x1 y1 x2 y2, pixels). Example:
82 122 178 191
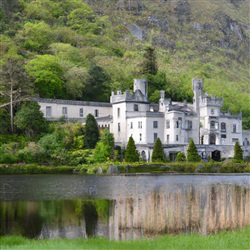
0 174 249 240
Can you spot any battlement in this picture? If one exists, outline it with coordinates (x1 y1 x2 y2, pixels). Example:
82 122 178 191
200 95 223 108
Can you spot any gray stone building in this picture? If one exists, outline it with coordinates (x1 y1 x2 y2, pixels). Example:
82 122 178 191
37 78 250 161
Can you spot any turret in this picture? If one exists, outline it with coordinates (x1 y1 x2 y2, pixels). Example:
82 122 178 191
192 78 203 113
133 79 148 97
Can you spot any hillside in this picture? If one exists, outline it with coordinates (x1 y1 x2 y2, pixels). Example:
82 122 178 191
0 0 250 130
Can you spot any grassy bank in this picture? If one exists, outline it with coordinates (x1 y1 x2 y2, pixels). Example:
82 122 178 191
1 227 250 250
0 161 250 175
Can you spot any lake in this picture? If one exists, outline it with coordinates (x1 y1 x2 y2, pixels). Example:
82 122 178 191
0 174 249 240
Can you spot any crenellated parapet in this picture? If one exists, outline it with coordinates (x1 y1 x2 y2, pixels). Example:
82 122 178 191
200 95 223 108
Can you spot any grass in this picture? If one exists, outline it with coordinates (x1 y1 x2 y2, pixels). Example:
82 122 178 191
1 227 249 250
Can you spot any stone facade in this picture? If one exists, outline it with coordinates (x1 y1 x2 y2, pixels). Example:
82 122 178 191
36 79 250 161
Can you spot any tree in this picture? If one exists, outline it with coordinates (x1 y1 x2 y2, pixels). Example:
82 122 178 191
151 138 167 162
124 136 139 162
63 67 91 100
0 57 32 133
15 21 54 52
94 128 114 162
176 152 186 162
187 138 200 162
14 101 48 137
234 141 243 162
86 64 111 102
84 114 99 148
141 46 158 75
25 55 64 98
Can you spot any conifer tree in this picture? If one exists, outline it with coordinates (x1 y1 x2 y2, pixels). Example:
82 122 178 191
125 136 139 162
151 138 167 162
187 138 200 162
84 113 99 148
234 141 243 162
141 46 158 75
176 152 186 162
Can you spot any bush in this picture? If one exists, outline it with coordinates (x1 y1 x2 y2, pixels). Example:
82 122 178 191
176 152 186 162
0 153 17 164
187 139 200 162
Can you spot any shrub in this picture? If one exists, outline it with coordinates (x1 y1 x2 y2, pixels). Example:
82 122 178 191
187 139 200 162
151 138 167 162
233 141 243 162
0 153 17 164
124 136 139 162
176 152 186 162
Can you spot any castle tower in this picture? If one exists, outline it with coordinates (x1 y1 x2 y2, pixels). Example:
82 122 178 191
192 78 203 113
133 79 148 97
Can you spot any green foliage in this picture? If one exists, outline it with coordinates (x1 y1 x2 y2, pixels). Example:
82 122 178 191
94 129 114 163
14 102 48 137
151 138 167 162
124 136 139 162
233 141 243 162
187 139 200 162
0 153 17 164
141 46 158 75
0 109 10 134
25 55 64 98
16 21 54 52
84 114 99 149
176 152 186 162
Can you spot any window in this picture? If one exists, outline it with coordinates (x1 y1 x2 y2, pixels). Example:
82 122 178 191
232 138 238 143
62 107 67 116
221 122 226 132
187 120 192 129
154 133 158 142
117 108 120 118
46 106 52 117
134 104 139 111
166 120 170 129
167 134 170 143
176 135 178 141
95 109 99 117
140 133 142 141
153 121 158 128
79 108 83 117
210 121 215 129
138 121 142 129
233 124 236 133
176 121 179 128
221 134 226 138
118 123 120 132
211 109 214 115
130 122 133 129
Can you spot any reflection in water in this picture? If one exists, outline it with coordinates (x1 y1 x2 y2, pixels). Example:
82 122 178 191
0 175 249 240
109 184 250 240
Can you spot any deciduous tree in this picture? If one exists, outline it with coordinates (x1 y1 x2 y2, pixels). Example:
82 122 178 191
25 55 64 98
0 57 32 133
14 101 48 137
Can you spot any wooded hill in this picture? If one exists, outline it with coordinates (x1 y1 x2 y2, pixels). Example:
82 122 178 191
1 0 250 131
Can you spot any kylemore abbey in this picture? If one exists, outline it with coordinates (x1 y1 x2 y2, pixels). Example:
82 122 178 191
36 79 250 161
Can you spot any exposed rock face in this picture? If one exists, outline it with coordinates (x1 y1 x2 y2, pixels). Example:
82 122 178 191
126 23 145 41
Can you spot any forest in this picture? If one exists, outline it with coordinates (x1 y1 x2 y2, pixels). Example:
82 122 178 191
0 0 250 166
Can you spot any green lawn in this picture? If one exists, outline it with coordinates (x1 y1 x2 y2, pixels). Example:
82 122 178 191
1 227 249 250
